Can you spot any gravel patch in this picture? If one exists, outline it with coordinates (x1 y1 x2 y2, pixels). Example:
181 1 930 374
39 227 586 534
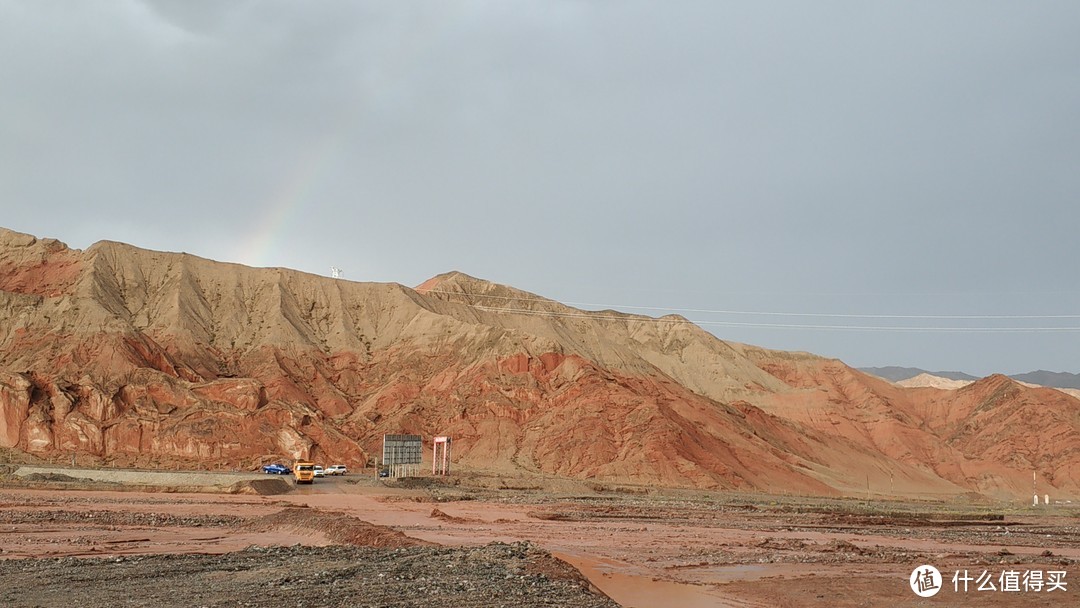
0 543 618 608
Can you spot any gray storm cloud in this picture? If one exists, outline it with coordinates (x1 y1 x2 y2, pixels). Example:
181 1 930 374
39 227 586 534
2 1 1079 375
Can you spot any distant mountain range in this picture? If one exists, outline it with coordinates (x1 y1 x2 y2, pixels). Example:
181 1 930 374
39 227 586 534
1011 370 1080 390
860 366 1080 389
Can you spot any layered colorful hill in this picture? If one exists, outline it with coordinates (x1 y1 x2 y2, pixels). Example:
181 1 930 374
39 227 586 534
2 227 1077 499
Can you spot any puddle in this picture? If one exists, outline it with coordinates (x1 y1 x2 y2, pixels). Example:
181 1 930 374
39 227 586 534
554 551 754 608
669 562 829 587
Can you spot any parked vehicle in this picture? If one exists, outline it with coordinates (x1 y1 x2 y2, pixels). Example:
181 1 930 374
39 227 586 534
326 464 348 476
261 463 291 475
313 465 325 478
294 461 315 484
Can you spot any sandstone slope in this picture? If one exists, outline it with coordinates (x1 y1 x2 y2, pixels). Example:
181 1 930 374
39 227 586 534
0 228 838 492
735 344 1080 497
2 227 1079 499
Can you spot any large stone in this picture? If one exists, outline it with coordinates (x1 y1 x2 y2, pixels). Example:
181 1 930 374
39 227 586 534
192 378 267 411
0 372 31 448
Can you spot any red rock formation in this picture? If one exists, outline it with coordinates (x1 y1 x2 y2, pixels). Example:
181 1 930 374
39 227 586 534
3 227 1080 499
736 345 1080 497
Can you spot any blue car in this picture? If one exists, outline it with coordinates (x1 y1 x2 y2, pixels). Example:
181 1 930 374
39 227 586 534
262 463 291 475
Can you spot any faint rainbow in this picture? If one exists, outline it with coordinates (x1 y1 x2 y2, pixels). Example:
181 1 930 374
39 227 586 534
237 8 471 269
238 129 342 269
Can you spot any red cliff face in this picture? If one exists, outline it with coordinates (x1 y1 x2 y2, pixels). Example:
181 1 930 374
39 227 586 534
736 346 1080 497
2 227 1079 499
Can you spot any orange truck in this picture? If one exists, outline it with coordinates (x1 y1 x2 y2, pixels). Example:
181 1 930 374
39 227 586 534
294 461 315 484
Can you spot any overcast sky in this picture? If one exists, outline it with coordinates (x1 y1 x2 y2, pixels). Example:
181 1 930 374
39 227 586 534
3 1 1080 375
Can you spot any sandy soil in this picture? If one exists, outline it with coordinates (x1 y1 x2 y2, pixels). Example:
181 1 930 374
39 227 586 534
1 471 1078 607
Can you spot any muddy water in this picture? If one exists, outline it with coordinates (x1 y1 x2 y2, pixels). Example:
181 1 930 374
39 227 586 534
9 482 1079 607
554 550 756 608
279 488 764 606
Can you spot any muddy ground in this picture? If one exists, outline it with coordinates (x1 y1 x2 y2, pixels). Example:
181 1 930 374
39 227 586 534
1 468 1078 606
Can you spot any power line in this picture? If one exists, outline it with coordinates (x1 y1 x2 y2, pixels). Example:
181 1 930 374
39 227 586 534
422 289 1080 322
466 305 1080 333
